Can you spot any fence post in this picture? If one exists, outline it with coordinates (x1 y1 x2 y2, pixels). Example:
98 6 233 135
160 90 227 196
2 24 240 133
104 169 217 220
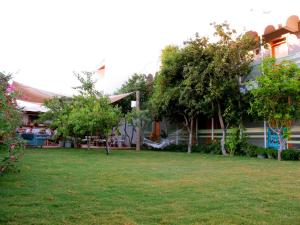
176 128 179 145
264 120 267 148
211 117 214 141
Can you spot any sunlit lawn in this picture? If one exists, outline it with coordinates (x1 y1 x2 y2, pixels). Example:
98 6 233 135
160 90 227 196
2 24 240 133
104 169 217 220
0 148 300 225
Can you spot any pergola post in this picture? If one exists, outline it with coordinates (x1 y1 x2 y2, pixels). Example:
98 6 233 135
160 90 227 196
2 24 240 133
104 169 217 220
136 91 141 151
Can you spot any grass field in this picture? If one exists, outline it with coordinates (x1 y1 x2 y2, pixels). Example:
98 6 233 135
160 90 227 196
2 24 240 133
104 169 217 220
0 149 300 225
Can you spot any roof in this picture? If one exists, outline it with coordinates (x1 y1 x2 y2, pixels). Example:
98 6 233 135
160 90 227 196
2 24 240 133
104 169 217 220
12 81 64 104
263 26 298 43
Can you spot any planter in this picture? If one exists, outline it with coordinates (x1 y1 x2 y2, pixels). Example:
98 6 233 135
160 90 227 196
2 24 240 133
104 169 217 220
65 141 72 148
59 141 65 147
257 154 266 159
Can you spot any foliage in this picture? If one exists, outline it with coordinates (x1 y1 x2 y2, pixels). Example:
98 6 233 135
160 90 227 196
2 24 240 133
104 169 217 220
116 73 153 114
0 72 23 174
149 45 184 122
0 137 25 174
225 127 248 156
0 72 22 139
241 143 258 157
201 23 257 155
249 57 300 160
73 71 101 97
282 149 300 161
69 95 121 138
40 72 121 146
115 73 153 146
162 142 221 154
150 23 257 154
150 38 211 153
39 97 72 140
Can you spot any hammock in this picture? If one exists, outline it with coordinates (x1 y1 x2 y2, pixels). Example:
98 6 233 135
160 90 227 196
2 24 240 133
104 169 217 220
143 129 184 149
143 138 175 149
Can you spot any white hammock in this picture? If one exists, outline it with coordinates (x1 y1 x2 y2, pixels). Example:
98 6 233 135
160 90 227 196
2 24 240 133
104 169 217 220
143 129 184 149
143 138 175 149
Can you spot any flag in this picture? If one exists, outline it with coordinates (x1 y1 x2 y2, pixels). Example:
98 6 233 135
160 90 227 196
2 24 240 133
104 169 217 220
96 64 105 79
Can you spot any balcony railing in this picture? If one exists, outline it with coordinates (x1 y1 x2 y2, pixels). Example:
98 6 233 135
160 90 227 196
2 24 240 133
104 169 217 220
246 51 300 81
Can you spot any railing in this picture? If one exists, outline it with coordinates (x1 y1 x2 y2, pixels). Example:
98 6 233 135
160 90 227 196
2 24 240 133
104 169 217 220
162 126 300 149
247 52 300 81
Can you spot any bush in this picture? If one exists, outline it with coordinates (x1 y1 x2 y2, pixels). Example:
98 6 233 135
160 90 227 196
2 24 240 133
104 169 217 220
192 143 221 155
152 142 300 161
0 137 25 175
0 72 23 174
163 144 187 152
226 128 248 156
282 150 300 161
162 143 221 154
241 143 257 157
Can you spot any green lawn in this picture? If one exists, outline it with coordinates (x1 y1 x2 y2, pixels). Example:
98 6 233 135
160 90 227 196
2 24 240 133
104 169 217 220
1 149 300 225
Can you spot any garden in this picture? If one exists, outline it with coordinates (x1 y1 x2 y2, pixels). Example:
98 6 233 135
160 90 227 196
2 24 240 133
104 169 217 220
1 22 300 225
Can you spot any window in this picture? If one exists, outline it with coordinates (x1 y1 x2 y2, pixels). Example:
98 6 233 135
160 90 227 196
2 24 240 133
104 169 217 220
271 37 288 58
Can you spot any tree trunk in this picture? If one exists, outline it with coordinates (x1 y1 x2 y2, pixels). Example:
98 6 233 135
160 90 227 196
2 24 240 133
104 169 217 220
217 102 227 155
188 117 193 154
277 130 283 161
195 117 198 146
105 138 109 155
124 121 131 147
130 127 135 147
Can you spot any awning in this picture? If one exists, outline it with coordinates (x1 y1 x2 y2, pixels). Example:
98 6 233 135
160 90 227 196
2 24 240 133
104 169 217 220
12 81 64 104
17 100 48 112
108 92 134 103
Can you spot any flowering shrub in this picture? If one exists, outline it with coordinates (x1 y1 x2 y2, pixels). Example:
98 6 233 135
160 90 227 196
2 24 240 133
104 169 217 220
0 72 23 175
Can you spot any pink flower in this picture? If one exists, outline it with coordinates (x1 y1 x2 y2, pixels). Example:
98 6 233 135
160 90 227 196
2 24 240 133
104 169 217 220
6 84 14 93
10 144 16 150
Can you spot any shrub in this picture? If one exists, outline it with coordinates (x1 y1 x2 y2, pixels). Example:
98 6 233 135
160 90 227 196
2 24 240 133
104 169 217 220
0 72 23 174
163 144 187 152
162 143 221 154
282 150 300 161
226 128 248 156
241 143 257 157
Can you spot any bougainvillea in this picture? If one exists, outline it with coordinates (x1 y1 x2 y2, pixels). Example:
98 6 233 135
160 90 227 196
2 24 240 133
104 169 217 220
0 72 24 175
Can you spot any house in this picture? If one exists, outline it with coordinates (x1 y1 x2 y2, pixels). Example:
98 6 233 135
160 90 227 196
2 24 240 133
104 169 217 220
199 15 300 149
154 15 300 150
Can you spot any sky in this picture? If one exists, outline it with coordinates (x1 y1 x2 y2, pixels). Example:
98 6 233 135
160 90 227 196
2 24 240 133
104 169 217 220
0 0 299 96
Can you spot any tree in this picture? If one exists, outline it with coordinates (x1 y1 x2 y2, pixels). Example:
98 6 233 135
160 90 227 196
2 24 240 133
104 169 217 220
40 96 72 141
203 23 257 155
0 72 23 174
40 71 121 151
150 38 210 153
249 57 300 160
178 36 211 153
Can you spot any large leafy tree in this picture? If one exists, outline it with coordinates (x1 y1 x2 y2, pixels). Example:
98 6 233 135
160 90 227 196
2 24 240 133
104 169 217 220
203 23 257 155
151 23 256 154
249 57 300 160
150 38 210 153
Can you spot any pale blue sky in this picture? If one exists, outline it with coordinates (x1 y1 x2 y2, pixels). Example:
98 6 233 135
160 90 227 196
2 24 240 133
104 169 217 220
0 0 299 95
